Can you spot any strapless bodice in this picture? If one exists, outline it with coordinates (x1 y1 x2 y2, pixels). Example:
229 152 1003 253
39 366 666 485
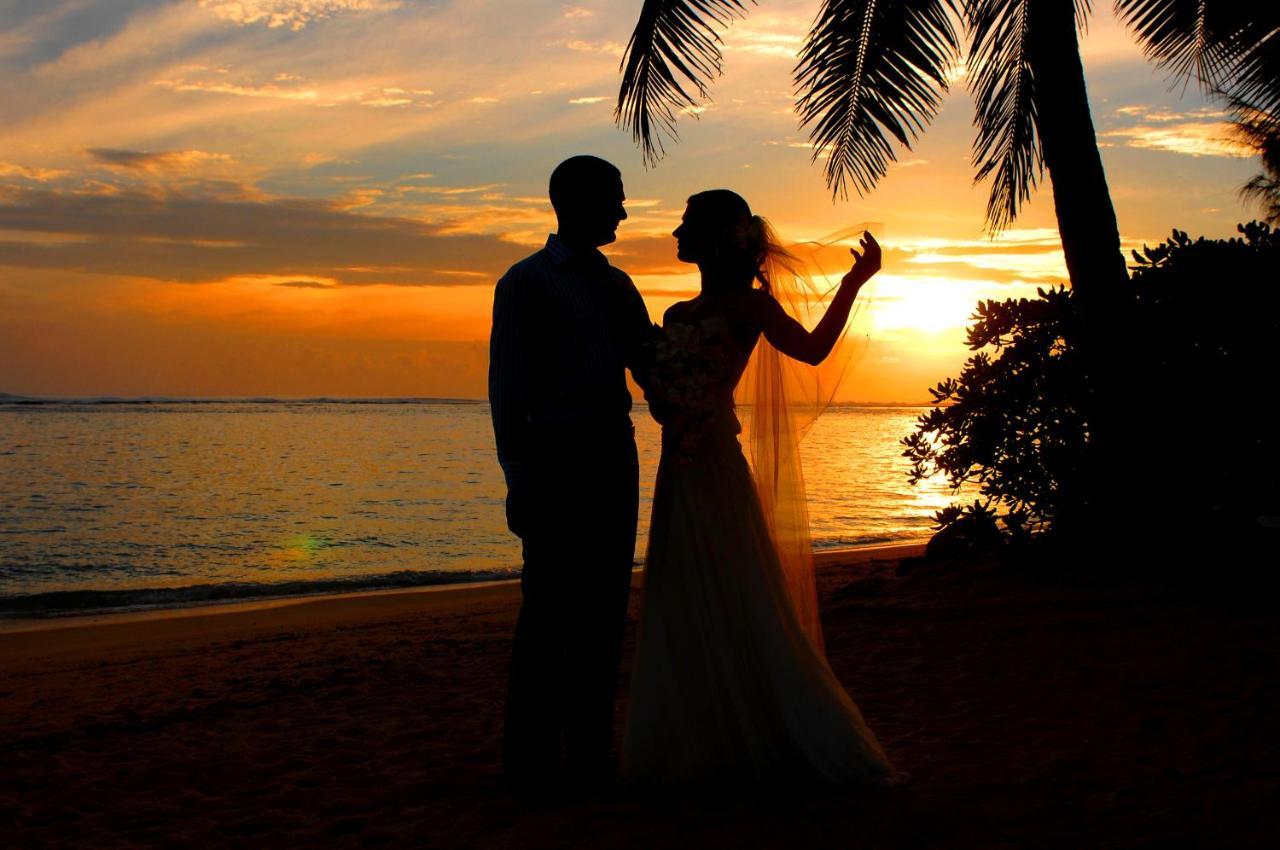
645 317 751 455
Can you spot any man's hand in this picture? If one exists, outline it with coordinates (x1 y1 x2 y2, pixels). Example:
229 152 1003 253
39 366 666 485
505 485 530 538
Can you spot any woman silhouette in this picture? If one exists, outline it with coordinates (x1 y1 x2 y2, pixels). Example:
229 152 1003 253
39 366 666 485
621 189 903 788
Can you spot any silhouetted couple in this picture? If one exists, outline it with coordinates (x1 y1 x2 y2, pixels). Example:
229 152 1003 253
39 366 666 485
489 155 901 801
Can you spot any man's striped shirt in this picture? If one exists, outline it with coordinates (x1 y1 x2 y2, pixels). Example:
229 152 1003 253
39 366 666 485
488 233 653 488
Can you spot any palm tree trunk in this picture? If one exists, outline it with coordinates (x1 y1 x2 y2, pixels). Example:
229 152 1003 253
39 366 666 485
1027 0 1132 533
1028 0 1128 299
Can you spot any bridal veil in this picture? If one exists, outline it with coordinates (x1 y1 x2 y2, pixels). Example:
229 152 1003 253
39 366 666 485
735 223 876 656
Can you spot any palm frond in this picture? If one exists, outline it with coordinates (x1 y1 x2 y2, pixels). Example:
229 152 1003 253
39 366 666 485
1241 173 1280 224
1223 11 1280 120
967 0 1041 232
616 0 752 166
1230 96 1280 224
1116 2 1280 150
1075 0 1093 34
794 0 960 199
1229 97 1280 170
1114 0 1259 90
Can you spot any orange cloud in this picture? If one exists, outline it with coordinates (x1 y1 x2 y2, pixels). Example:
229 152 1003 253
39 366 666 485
0 162 70 182
1101 122 1254 158
200 0 402 31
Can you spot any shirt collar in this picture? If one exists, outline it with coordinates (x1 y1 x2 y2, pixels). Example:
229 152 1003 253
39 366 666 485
545 233 609 274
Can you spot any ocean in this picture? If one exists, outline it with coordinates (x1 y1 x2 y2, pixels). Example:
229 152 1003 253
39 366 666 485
0 400 971 617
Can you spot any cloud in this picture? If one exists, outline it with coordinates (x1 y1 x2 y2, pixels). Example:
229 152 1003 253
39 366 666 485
1112 105 1222 123
155 75 322 102
1114 104 1152 118
725 30 803 58
333 187 384 209
273 278 337 288
1101 122 1254 158
0 185 529 286
561 39 624 56
0 162 69 182
301 152 341 168
568 96 607 105
396 183 505 195
152 71 439 110
86 148 236 172
722 15 807 59
901 249 1067 281
764 230 1075 286
200 0 401 31
1103 104 1253 158
333 86 436 108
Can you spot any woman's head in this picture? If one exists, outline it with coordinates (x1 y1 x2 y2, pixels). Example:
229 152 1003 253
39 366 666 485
674 189 789 292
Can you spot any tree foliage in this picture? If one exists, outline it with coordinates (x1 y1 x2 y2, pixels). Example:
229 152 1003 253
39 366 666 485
903 222 1280 545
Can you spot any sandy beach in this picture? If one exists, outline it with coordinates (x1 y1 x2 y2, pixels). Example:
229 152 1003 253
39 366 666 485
4 544 1277 849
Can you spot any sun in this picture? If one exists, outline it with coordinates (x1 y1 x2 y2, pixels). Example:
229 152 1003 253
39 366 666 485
866 276 992 335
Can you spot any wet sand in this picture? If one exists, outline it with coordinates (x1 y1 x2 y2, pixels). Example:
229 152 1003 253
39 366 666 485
3 544 1277 849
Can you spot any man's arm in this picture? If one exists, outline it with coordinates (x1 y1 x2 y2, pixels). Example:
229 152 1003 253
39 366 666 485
618 273 655 391
489 266 531 534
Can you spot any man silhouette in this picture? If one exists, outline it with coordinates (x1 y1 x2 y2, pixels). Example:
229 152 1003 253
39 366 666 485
488 155 652 798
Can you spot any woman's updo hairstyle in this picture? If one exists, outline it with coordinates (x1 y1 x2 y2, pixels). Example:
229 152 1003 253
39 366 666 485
686 189 795 294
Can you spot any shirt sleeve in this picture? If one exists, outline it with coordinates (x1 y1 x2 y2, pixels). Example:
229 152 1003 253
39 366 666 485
616 271 654 380
488 265 530 489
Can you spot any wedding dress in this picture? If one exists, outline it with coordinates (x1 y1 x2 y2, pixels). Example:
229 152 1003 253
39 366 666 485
620 311 902 788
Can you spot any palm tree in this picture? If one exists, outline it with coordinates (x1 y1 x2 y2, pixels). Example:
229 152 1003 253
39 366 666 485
615 0 1278 527
616 0 1279 307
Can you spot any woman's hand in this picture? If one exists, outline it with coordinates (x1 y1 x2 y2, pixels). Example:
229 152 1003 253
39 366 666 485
844 231 882 286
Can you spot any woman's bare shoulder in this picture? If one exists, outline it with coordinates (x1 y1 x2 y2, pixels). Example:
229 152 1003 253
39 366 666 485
741 288 780 319
663 299 695 324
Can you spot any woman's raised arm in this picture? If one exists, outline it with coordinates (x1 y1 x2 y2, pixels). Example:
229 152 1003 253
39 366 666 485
757 231 881 366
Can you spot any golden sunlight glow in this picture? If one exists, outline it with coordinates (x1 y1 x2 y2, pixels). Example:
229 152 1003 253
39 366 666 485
866 276 1043 335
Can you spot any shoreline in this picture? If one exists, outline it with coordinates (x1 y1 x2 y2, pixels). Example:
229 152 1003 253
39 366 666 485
0 541 926 636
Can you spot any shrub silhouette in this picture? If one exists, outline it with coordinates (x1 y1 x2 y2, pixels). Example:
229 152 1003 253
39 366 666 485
904 221 1280 550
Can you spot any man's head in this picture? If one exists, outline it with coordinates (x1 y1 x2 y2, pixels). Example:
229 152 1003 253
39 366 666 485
549 155 627 248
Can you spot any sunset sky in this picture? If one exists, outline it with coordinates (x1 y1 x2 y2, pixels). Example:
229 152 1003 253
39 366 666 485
0 0 1261 402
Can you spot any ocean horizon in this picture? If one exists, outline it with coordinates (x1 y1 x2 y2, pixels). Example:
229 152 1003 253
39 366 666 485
0 398 970 618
